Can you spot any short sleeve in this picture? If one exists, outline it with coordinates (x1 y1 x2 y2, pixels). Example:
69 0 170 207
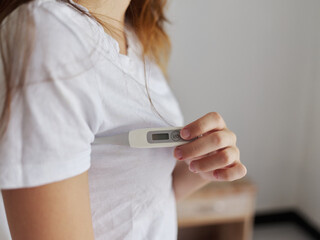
0 1 100 189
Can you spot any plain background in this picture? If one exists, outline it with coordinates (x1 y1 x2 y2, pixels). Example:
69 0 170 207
167 0 320 230
0 0 319 239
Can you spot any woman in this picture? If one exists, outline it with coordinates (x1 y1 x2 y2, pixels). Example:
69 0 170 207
0 0 247 239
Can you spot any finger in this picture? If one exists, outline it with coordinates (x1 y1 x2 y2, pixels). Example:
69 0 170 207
180 112 226 140
186 150 218 161
174 129 236 160
189 146 239 173
213 162 247 181
182 151 217 166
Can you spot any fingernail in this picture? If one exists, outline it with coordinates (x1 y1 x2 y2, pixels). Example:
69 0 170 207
181 128 190 139
175 147 183 160
189 162 197 173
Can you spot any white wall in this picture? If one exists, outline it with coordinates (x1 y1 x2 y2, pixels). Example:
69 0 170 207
167 0 318 212
297 0 320 228
298 63 320 228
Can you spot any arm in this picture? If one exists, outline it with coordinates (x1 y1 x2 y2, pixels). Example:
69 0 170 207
172 160 210 201
172 112 247 202
1 171 95 240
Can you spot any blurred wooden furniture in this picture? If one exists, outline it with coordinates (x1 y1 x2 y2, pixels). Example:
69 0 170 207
177 178 257 240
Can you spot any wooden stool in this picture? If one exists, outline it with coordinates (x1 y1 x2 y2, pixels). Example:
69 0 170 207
177 178 257 240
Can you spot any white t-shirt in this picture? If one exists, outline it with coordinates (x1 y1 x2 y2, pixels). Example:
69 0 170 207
0 0 185 239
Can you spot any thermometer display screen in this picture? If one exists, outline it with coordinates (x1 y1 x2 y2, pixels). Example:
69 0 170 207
152 133 169 141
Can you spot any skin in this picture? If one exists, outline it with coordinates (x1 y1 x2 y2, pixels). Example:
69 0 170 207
2 171 95 240
76 0 131 55
172 112 247 201
2 1 247 239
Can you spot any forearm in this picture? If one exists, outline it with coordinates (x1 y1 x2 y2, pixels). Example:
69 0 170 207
172 160 211 202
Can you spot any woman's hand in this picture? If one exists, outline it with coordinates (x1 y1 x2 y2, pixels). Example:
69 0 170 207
173 112 247 181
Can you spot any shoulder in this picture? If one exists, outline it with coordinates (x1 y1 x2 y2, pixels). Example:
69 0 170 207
1 0 95 35
26 0 97 38
1 0 103 80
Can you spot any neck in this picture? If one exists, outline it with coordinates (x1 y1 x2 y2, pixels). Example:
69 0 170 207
75 0 131 32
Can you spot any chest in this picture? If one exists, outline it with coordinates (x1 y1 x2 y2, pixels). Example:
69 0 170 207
92 56 184 137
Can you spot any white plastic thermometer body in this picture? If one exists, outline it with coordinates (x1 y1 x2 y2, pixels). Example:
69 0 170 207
129 127 191 148
93 127 195 148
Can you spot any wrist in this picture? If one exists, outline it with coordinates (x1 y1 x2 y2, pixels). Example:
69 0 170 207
181 159 213 183
173 161 211 201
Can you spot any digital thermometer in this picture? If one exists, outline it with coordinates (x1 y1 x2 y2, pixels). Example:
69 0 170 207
93 127 196 148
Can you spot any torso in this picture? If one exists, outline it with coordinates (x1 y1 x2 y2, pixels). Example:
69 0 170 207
2 1 185 239
66 1 185 239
